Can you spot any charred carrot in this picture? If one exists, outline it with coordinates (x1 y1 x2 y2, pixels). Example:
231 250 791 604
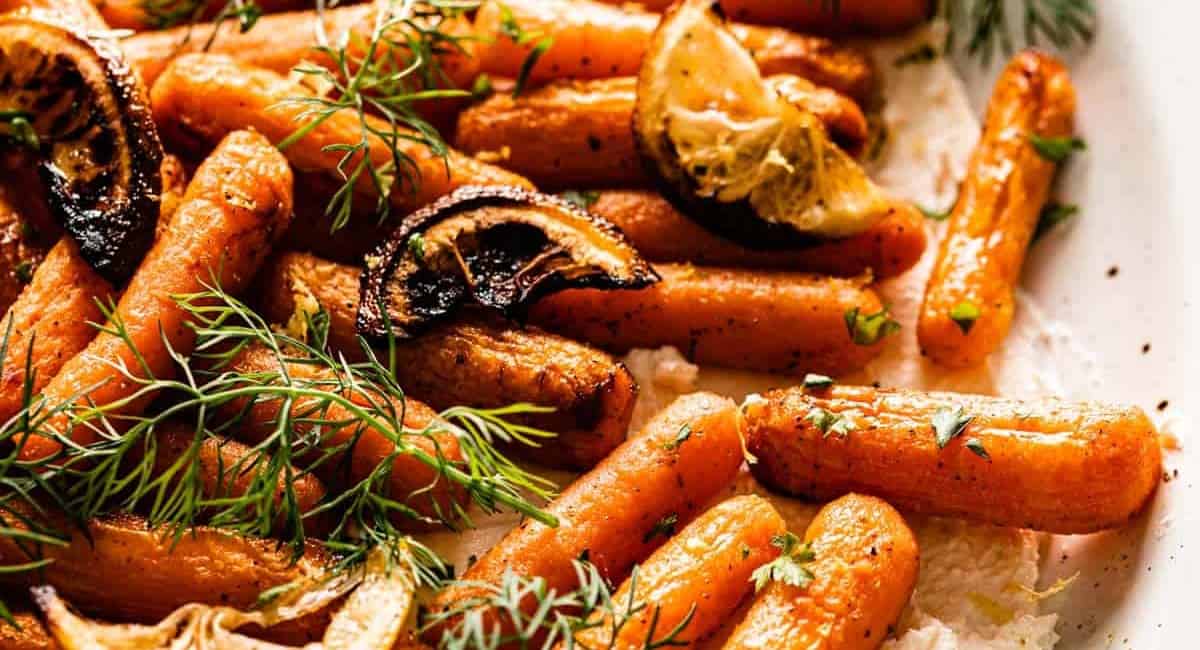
564 495 787 649
918 51 1076 368
473 0 875 101
596 0 931 35
721 494 918 650
19 130 294 460
529 264 887 376
150 54 530 217
425 391 744 641
95 0 307 31
587 190 926 278
256 251 636 470
221 342 468 528
454 75 867 189
745 385 1163 534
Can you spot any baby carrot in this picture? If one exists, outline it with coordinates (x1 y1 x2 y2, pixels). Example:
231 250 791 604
595 0 931 36
918 51 1076 368
95 0 307 31
745 385 1163 534
0 174 55 314
19 130 294 460
565 495 787 649
529 264 888 377
256 251 636 470
721 494 919 650
425 391 743 642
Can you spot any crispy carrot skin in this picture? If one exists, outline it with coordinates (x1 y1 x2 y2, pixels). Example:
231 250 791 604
454 76 866 189
150 54 529 216
746 385 1163 534
19 130 294 460
529 264 886 377
0 510 331 644
257 252 636 470
124 5 479 90
425 392 744 641
597 0 931 35
918 51 1076 368
473 0 875 101
722 494 918 650
567 495 787 649
95 0 307 31
222 342 467 528
588 190 926 278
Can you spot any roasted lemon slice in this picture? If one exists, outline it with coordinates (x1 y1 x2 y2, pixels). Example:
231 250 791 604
634 0 890 247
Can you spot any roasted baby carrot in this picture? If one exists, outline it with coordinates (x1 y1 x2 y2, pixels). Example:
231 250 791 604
221 342 468 528
0 604 56 650
123 4 479 90
0 177 54 315
745 385 1163 534
565 495 787 649
19 130 293 460
721 494 918 650
454 75 867 189
256 251 636 470
529 264 887 376
150 54 530 217
596 0 931 35
0 509 331 644
95 0 307 31
587 190 926 278
473 0 875 101
425 392 743 641
918 51 1076 368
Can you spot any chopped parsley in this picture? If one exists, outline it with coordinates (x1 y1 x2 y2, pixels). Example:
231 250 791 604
643 513 679 543
1033 202 1079 241
662 424 691 451
471 73 494 99
13 261 33 284
965 438 991 460
802 373 834 390
844 306 901 346
949 300 981 334
805 407 853 439
920 203 953 221
932 406 974 449
406 233 425 261
1029 134 1086 163
750 532 816 591
560 189 601 211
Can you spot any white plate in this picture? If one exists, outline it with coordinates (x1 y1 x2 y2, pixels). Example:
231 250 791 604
950 3 1198 647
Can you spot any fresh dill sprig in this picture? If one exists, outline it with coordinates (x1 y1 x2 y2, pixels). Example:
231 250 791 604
139 0 262 49
941 0 1096 65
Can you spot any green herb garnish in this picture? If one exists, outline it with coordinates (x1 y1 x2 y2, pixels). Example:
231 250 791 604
932 406 974 449
803 373 834 390
750 532 816 591
949 300 981 334
844 306 901 346
1029 134 1086 163
1034 202 1079 241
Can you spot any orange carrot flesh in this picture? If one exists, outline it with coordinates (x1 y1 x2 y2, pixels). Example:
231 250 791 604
721 494 919 650
745 385 1164 534
425 392 744 642
595 0 931 36
256 251 636 470
529 264 887 377
473 0 874 101
18 130 294 460
0 606 55 650
95 0 309 31
566 495 787 649
587 190 926 278
918 51 1076 368
0 177 54 314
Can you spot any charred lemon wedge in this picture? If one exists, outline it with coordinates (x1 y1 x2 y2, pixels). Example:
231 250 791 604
0 13 162 283
633 0 889 248
358 185 658 340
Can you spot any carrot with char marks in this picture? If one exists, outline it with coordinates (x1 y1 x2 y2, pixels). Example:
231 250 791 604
587 190 926 279
596 0 931 36
425 392 744 642
529 264 888 377
721 494 919 650
918 51 1077 368
149 54 530 217
473 0 875 101
18 130 293 461
256 251 636 470
454 75 867 190
745 385 1163 534
562 495 787 649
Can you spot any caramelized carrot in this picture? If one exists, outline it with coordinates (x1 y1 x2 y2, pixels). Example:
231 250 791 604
150 54 530 217
529 264 887 376
454 75 866 189
257 251 636 470
0 605 57 650
565 495 787 649
918 51 1076 368
0 177 54 315
94 0 307 31
596 0 931 35
745 385 1163 534
721 494 918 650
123 4 478 90
0 0 107 30
473 0 875 101
425 392 743 642
588 190 926 278
221 342 467 528
19 130 293 460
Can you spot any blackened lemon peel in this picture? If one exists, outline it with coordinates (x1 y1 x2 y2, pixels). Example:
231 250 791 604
358 185 658 340
0 14 162 283
633 0 891 249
